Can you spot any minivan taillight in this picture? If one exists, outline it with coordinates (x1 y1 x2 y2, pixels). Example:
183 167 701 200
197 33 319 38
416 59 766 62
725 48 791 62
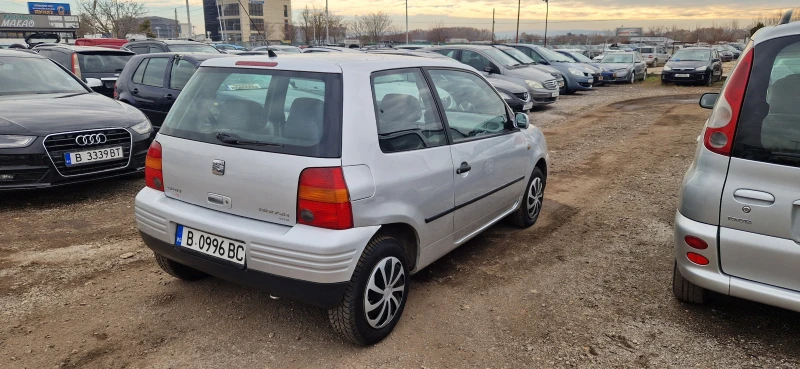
145 140 164 191
71 53 81 79
703 47 753 156
297 167 353 230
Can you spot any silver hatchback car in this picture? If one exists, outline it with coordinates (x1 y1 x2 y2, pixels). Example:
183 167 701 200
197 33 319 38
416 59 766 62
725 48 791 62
135 54 549 344
673 14 800 313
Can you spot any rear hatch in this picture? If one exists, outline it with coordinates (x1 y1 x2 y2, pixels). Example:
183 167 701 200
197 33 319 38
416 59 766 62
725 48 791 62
157 65 343 226
718 35 800 291
78 51 133 97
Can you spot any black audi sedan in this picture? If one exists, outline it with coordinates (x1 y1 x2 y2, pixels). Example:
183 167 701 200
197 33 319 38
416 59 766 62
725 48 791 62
661 47 723 86
0 50 152 190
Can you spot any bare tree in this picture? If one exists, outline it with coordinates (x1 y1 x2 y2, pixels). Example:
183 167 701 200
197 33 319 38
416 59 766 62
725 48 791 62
428 21 447 44
300 7 347 45
78 0 146 38
351 12 393 44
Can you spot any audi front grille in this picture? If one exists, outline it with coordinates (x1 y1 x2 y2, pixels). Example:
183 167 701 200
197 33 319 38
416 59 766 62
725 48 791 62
43 128 132 176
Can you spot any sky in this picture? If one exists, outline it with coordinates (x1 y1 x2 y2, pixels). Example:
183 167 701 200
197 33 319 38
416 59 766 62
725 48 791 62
0 0 798 36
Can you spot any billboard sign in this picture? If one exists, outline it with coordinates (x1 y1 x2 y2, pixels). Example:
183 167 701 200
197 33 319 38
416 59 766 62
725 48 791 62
28 2 71 16
616 27 642 37
1 13 78 29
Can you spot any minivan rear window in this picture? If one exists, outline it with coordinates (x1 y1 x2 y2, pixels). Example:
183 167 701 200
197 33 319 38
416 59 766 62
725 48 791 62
78 52 133 73
159 67 343 158
733 37 800 168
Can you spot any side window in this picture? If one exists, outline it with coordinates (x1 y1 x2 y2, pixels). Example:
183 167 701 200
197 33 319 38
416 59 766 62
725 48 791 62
131 46 148 54
371 69 446 153
169 59 196 90
529 51 547 64
132 59 147 84
511 46 532 58
141 58 168 87
428 69 510 143
432 49 457 58
149 45 163 54
459 50 490 71
734 39 800 168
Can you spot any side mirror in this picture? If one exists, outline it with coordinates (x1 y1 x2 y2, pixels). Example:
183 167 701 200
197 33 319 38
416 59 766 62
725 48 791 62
514 112 530 129
712 58 721 63
84 78 103 89
699 93 719 109
484 64 500 74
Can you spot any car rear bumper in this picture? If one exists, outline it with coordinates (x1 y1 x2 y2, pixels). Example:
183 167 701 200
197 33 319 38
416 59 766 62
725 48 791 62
674 211 800 313
661 71 707 82
135 188 381 305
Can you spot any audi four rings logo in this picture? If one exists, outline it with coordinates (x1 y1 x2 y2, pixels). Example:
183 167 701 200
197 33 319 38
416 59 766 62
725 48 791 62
75 134 107 146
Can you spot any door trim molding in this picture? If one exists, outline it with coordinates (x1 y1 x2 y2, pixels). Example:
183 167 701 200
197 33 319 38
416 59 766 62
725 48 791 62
425 175 525 223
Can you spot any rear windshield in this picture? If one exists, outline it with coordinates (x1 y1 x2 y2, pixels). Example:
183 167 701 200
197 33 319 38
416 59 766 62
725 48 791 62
78 52 133 73
638 47 654 53
733 37 800 168
168 44 221 54
159 67 343 158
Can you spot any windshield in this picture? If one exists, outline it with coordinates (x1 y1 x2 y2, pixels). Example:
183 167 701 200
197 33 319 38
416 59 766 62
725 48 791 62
0 57 86 96
537 47 573 62
567 51 593 63
601 54 633 63
169 44 221 54
497 46 535 64
160 67 343 157
670 49 711 61
483 48 522 67
78 52 133 73
638 47 654 53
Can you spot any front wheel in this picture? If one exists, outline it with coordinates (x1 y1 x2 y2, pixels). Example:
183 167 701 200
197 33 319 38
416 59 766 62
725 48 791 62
628 71 635 84
329 235 410 345
704 72 713 87
653 58 659 67
508 167 545 228
640 68 647 81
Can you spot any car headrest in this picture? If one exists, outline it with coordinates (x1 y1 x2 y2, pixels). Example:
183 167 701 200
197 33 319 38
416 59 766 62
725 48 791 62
285 97 324 142
217 99 265 132
769 74 800 114
378 94 422 131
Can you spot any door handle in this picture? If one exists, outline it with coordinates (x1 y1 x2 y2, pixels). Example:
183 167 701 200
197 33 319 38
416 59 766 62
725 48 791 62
733 189 775 206
132 88 139 95
165 94 173 100
456 162 471 174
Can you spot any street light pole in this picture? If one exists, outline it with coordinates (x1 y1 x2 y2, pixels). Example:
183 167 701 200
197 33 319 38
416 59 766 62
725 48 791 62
515 0 520 43
325 0 329 45
543 0 549 47
405 0 408 44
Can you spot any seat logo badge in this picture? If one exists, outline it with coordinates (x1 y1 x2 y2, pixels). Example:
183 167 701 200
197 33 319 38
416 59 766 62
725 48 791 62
75 133 107 146
212 159 225 176
742 206 751 214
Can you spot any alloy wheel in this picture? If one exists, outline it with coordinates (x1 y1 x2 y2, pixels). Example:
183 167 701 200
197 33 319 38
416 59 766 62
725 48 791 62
363 256 406 329
527 177 544 219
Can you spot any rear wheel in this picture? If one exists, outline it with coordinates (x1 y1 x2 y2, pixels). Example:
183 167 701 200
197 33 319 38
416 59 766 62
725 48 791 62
329 235 410 345
653 58 659 67
641 68 647 81
672 262 707 304
509 167 545 228
154 253 207 281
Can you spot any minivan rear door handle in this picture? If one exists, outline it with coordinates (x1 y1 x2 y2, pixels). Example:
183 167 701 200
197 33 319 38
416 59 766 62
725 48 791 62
456 162 471 174
164 93 173 100
132 88 139 95
733 189 775 206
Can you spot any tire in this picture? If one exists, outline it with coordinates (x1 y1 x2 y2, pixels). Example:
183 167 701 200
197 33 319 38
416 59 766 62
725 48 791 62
628 71 635 84
672 262 707 304
653 58 658 67
508 167 545 228
704 72 713 87
154 253 207 281
328 235 410 345
661 79 669 85
640 68 647 81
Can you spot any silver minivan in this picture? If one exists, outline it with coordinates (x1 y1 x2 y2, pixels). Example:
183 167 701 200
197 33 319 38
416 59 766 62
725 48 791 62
135 54 549 345
673 15 800 313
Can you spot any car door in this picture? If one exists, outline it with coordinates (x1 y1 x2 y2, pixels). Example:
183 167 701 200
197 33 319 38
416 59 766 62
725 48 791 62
128 56 170 127
713 51 723 77
427 68 528 244
163 57 196 122
718 36 800 292
634 53 644 77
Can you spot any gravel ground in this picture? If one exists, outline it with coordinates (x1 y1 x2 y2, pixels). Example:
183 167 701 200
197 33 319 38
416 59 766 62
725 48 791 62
2 82 799 369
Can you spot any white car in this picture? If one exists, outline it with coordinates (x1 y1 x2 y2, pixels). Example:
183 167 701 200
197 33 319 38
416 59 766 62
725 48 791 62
134 53 549 345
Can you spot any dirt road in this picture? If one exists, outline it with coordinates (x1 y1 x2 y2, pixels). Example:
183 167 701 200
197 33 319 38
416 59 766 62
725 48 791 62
2 85 798 368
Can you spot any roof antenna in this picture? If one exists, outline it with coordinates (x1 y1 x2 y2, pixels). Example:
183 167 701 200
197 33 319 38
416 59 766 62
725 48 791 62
268 49 278 58
780 9 793 25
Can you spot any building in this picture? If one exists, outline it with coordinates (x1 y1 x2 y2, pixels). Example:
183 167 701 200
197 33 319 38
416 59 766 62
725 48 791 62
0 12 78 44
203 0 291 44
145 16 180 39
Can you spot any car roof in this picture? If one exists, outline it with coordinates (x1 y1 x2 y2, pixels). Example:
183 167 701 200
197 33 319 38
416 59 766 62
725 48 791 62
0 49 46 58
38 45 134 53
431 45 494 50
202 53 464 73
138 52 235 62
752 19 800 45
681 47 712 50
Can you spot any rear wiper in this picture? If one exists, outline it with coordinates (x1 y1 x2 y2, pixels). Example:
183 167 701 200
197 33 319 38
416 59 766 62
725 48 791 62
215 133 283 147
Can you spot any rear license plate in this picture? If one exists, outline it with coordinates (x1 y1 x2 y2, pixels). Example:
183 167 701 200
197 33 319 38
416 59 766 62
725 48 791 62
175 225 246 265
598 76 604 81
64 147 123 166
676 74 690 78
551 91 559 97
523 102 533 110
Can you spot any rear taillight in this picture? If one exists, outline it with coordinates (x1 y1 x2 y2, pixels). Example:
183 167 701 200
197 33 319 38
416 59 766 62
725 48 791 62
145 141 164 191
684 236 708 250
113 83 119 99
297 167 353 230
71 53 81 79
686 252 709 266
703 47 753 156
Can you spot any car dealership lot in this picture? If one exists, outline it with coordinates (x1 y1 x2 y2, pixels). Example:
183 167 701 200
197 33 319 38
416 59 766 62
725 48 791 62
1 84 798 368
